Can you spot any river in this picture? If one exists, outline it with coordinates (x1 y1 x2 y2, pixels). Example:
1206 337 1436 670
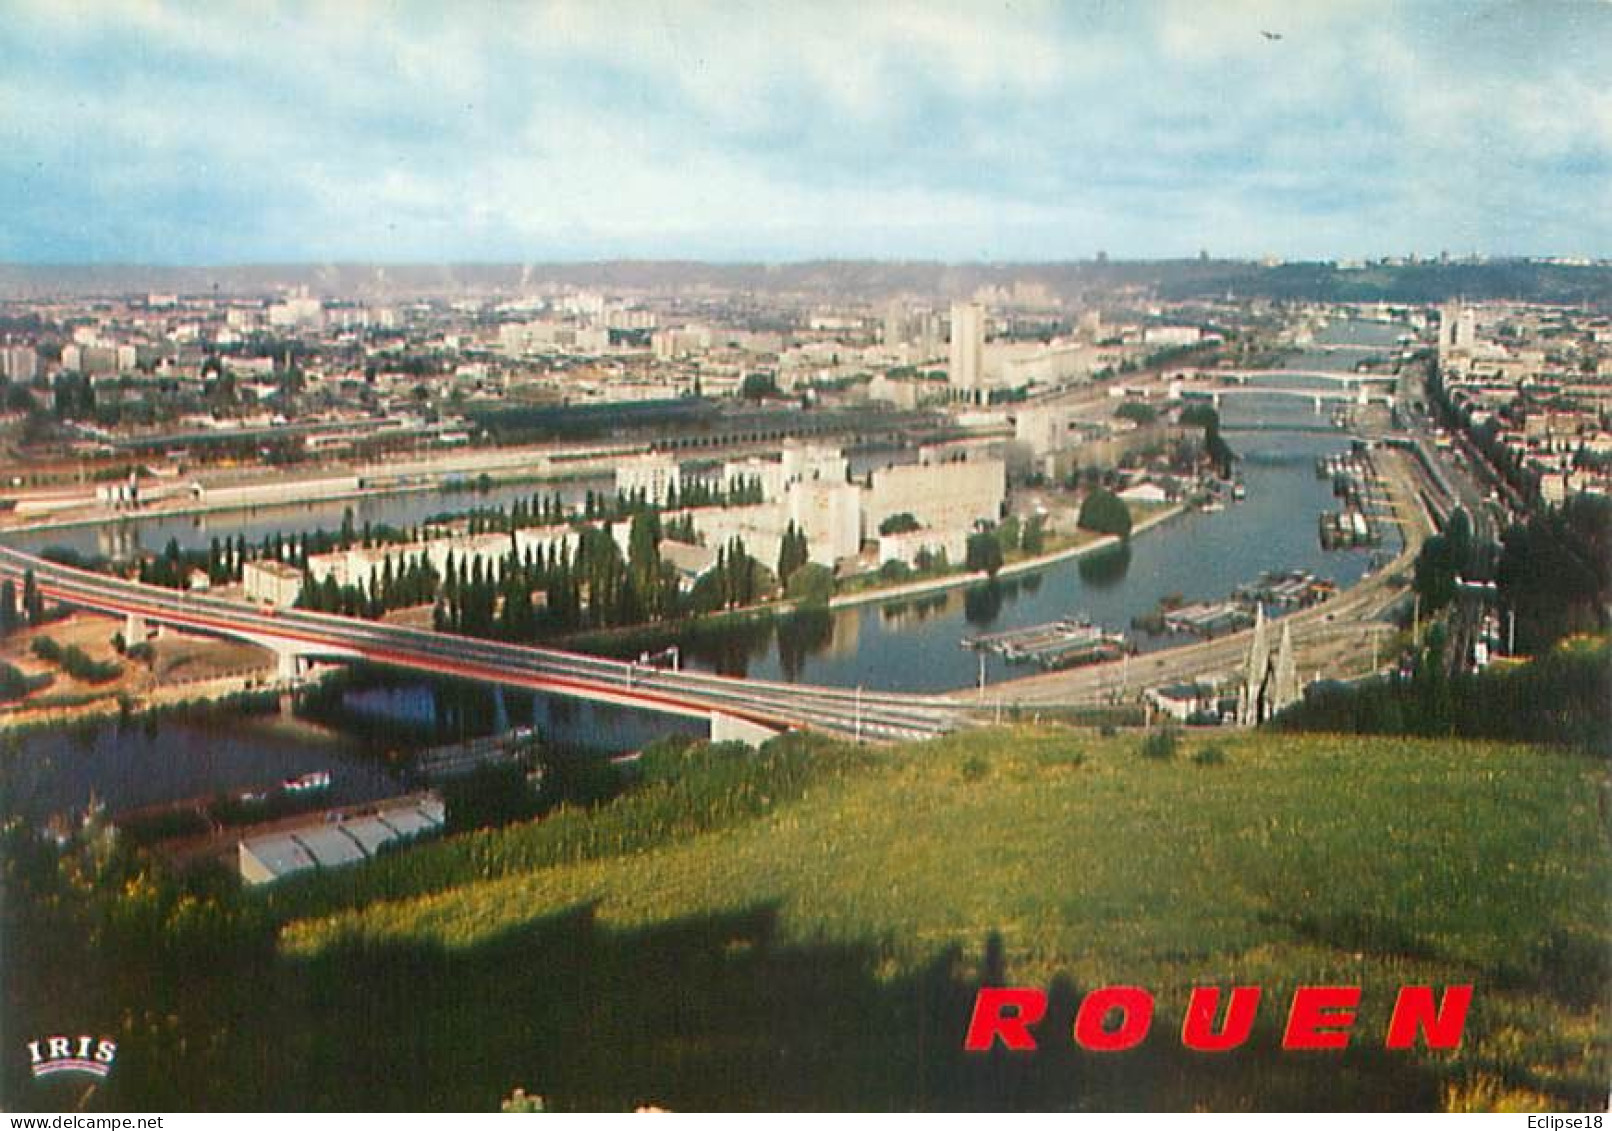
0 319 1406 821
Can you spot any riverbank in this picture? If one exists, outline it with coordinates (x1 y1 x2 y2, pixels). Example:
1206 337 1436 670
827 504 1186 612
985 444 1433 706
0 680 288 741
549 504 1189 656
0 465 608 541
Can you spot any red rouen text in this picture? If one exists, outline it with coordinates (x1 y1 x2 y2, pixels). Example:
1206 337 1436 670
963 984 1472 1052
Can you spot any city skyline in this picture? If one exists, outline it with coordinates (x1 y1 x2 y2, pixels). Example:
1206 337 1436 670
3 0 1610 265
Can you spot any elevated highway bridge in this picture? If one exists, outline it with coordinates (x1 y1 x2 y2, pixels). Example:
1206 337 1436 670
0 547 968 746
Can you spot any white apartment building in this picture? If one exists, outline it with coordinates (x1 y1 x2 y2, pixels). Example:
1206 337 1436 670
949 301 985 398
785 478 862 566
864 456 1005 540
307 532 514 591
722 456 788 501
652 326 712 360
675 503 787 575
0 346 37 382
1014 404 1087 457
722 441 847 503
615 453 683 505
781 440 848 485
989 342 1111 388
513 524 581 565
876 526 968 567
242 559 305 608
1143 326 1203 348
267 293 324 330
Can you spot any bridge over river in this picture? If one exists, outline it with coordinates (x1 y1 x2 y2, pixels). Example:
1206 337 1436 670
0 547 968 745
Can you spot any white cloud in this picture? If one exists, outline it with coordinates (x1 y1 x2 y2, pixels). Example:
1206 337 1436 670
1 0 1608 260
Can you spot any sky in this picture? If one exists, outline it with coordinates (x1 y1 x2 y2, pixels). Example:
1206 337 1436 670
2 0 1610 264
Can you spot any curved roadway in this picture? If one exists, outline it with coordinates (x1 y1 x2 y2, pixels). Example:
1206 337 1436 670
0 546 967 743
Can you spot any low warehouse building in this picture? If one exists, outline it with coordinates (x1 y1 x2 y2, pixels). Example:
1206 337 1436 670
237 794 446 885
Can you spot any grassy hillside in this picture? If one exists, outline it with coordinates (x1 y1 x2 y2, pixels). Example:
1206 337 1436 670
5 729 1607 1111
282 729 1607 1111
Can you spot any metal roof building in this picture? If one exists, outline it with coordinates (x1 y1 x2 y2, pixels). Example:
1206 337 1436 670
338 815 398 856
237 793 446 886
292 824 369 869
237 834 319 886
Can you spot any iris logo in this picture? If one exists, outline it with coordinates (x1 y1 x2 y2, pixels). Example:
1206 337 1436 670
26 1036 118 1079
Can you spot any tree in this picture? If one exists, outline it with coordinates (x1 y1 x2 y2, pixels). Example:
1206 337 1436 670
740 372 778 401
628 511 665 620
777 521 809 583
877 512 921 536
914 546 949 573
22 568 43 626
0 579 16 636
1078 488 1133 539
0 660 30 702
784 562 834 606
1495 494 1609 654
1414 507 1474 614
1114 400 1158 425
996 514 1022 554
966 531 1004 578
442 764 537 832
1021 515 1047 555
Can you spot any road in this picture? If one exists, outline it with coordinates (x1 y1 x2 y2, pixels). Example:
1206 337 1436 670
0 546 967 744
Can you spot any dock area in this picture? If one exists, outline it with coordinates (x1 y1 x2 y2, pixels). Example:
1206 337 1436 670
964 617 1128 670
1160 601 1253 637
1135 567 1335 639
1233 569 1336 609
1319 508 1381 549
1317 450 1388 549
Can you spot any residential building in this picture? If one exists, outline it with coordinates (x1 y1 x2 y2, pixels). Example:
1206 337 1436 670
615 453 682 505
242 559 305 608
949 301 985 399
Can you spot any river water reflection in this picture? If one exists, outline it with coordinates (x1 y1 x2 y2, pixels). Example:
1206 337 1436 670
0 321 1405 819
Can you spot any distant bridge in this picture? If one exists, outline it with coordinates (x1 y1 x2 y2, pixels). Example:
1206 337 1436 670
0 548 968 745
1286 342 1400 354
1178 385 1392 410
1178 368 1398 386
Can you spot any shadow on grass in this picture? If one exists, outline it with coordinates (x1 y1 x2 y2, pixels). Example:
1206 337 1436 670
1272 909 1443 963
1491 926 1611 1012
239 909 1459 1111
16 894 1603 1112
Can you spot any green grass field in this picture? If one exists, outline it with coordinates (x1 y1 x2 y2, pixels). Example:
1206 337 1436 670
6 727 1607 1111
270 729 1608 1111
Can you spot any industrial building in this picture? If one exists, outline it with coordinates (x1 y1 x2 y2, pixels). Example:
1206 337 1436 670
237 794 447 886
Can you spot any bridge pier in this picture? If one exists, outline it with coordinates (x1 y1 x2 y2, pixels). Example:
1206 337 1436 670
274 649 311 684
123 612 149 645
710 711 784 749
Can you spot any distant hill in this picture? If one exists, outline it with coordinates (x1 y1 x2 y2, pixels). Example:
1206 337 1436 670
1 258 1608 306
